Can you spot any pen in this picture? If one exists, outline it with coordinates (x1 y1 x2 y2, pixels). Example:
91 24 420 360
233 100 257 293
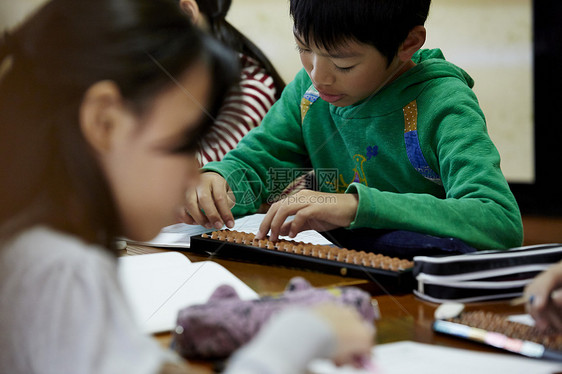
511 289 562 306
510 294 534 306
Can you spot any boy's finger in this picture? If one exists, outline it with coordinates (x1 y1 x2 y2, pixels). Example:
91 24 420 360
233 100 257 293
268 204 296 242
212 180 235 228
285 208 318 237
197 185 224 229
256 205 278 239
278 221 293 237
178 208 196 225
185 191 211 228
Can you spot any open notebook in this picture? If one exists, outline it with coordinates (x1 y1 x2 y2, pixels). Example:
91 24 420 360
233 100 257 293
118 252 258 334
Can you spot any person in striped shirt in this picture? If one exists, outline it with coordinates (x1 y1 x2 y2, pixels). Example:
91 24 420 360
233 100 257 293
179 0 286 165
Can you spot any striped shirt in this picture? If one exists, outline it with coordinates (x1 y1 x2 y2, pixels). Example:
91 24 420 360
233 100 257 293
198 54 278 166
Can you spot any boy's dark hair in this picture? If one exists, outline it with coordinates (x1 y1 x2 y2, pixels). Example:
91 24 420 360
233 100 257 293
195 0 286 98
0 0 238 249
290 0 431 63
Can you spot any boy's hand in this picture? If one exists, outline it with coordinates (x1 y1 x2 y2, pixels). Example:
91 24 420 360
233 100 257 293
180 172 236 229
524 260 562 331
256 190 358 242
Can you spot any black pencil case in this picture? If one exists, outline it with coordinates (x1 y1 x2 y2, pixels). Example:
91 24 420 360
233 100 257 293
413 244 562 303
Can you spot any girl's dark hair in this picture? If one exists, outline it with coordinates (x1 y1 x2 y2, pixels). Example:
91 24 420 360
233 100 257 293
0 0 238 249
290 0 431 64
195 0 285 98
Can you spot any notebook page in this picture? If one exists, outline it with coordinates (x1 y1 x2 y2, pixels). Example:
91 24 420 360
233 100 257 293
118 251 258 333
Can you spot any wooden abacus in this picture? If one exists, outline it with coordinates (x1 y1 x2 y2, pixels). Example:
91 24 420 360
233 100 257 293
434 310 562 361
449 311 562 351
189 230 415 293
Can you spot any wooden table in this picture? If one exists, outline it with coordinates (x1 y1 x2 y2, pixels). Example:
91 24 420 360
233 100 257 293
125 244 528 368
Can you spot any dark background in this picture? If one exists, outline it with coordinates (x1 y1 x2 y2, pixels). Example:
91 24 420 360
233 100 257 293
509 0 562 215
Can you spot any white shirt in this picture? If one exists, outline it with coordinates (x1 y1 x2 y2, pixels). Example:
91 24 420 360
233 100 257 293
0 226 174 374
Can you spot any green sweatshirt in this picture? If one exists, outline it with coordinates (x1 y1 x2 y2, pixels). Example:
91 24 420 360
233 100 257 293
203 49 523 250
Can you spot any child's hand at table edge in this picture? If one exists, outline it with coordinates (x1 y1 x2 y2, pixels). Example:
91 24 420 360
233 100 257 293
523 260 562 331
256 190 359 242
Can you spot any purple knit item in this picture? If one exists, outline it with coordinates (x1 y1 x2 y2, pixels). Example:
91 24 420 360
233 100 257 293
173 276 376 359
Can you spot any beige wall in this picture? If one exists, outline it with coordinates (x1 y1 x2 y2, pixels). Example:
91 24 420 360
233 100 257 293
0 0 48 30
424 0 533 183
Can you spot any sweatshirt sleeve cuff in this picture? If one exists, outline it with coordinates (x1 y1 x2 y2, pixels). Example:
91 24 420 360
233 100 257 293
345 183 380 229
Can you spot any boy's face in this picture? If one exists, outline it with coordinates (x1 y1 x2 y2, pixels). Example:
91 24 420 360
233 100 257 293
295 33 403 107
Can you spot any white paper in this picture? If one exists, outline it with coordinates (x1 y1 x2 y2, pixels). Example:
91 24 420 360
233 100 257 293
118 251 258 334
308 341 562 374
508 314 536 326
126 213 333 248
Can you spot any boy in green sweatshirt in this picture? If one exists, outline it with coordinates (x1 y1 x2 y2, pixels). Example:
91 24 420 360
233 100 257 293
183 0 523 251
